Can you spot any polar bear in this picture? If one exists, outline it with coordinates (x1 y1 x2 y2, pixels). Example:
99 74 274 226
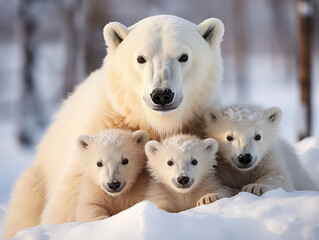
145 134 232 212
205 105 318 196
4 15 225 238
75 129 149 222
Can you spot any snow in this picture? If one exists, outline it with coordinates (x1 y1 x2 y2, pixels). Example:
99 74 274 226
0 122 35 204
96 130 128 147
171 139 199 153
9 190 319 240
295 137 319 184
220 104 265 124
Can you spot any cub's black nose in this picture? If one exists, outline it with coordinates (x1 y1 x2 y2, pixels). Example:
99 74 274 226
150 88 174 106
107 181 121 190
238 154 253 165
177 176 190 185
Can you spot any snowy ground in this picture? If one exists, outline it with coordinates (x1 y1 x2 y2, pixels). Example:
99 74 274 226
11 189 319 240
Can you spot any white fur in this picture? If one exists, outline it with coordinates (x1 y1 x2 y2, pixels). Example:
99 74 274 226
4 15 225 239
103 15 224 136
75 129 149 222
205 105 318 196
145 134 232 212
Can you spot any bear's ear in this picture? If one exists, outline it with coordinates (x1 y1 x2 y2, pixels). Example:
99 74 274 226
202 138 218 155
103 22 129 50
198 18 224 49
265 107 282 125
204 106 221 123
145 140 162 156
77 135 92 150
133 130 149 145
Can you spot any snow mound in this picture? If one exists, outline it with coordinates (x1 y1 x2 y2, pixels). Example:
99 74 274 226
13 189 319 240
296 137 319 185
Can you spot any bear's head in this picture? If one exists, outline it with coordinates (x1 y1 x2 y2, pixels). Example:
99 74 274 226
77 129 149 196
205 105 283 171
103 15 224 136
145 135 218 193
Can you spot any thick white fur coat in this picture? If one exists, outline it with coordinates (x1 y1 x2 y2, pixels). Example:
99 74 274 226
4 15 224 239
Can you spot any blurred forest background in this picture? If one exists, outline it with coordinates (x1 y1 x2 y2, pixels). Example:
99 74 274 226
0 0 318 146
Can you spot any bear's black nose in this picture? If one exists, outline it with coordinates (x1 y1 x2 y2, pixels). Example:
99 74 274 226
177 176 190 185
107 181 121 190
150 88 174 106
238 154 253 165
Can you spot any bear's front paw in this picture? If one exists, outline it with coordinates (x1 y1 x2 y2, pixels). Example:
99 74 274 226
196 193 220 206
241 183 271 196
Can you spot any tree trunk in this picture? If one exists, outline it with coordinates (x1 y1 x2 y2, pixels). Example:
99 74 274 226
17 0 36 146
296 0 314 139
231 0 249 102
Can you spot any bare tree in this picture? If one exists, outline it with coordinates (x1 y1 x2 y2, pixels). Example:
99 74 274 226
231 0 249 102
84 0 109 75
17 0 36 145
63 0 86 96
296 0 314 139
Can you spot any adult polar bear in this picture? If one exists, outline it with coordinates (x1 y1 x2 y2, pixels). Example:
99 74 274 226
4 15 224 239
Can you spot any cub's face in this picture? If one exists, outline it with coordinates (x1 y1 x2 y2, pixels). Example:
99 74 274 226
145 136 218 193
77 130 149 196
205 106 282 171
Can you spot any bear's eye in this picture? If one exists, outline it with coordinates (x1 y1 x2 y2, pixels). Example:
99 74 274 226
254 134 261 141
191 159 198 165
226 135 233 141
167 160 174 166
122 158 129 165
178 54 188 62
97 161 103 167
137 56 146 64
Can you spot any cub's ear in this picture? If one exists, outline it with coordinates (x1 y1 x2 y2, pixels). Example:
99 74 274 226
145 140 162 157
77 135 92 151
103 22 129 50
202 138 218 155
204 106 221 124
265 107 282 125
198 18 224 48
133 130 149 145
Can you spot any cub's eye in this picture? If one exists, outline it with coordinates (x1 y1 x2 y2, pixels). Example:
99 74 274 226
167 160 174 166
137 56 146 64
122 158 129 165
254 134 261 141
178 54 188 62
97 161 103 167
226 135 233 141
191 159 198 165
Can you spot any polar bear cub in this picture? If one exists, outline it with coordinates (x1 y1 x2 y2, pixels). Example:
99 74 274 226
205 105 318 196
145 134 232 212
75 129 149 222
